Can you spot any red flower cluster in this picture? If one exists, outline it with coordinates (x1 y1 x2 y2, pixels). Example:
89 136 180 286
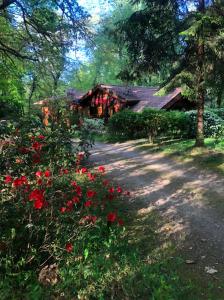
80 215 97 224
29 189 45 209
107 212 116 222
32 141 43 152
86 189 96 198
84 200 92 207
37 134 45 140
98 166 105 173
4 175 12 184
66 242 73 253
13 176 28 187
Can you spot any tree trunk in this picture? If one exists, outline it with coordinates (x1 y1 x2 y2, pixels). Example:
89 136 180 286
195 0 205 147
217 91 223 108
28 75 37 116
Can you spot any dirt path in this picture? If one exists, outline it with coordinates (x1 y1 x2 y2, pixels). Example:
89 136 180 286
90 141 224 288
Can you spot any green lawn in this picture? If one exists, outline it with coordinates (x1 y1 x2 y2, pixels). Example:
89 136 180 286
95 133 224 175
133 138 224 175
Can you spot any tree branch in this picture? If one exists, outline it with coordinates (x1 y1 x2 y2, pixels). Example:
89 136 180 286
0 0 15 10
0 40 37 61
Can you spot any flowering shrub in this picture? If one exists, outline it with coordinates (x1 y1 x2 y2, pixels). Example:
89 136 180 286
1 163 126 266
0 113 129 298
0 112 94 174
0 113 191 299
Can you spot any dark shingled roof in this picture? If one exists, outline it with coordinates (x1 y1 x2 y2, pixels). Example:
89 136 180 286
81 84 182 111
67 89 85 100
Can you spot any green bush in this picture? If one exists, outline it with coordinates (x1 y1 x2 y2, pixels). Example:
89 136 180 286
141 109 189 142
107 109 145 140
0 111 127 299
209 108 224 120
107 109 189 142
0 100 23 119
186 110 224 138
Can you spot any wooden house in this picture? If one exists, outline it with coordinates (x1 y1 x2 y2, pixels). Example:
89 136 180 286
34 84 196 124
70 84 196 120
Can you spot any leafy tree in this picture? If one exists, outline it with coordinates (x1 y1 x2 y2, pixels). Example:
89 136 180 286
0 0 89 114
114 0 224 146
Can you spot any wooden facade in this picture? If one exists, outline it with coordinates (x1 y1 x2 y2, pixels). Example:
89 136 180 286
74 85 127 121
35 84 196 123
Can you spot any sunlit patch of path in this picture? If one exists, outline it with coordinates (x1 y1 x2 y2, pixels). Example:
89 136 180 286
90 141 224 279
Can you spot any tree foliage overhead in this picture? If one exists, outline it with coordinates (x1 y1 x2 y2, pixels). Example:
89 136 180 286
0 0 89 61
0 0 89 111
114 0 224 101
113 0 224 145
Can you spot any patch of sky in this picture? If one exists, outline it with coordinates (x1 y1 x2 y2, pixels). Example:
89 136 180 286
68 0 113 62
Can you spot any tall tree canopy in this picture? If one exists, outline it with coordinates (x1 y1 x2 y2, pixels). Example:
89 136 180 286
114 0 224 146
0 0 89 111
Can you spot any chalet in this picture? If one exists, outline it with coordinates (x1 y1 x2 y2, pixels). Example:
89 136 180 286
69 84 196 120
34 84 196 124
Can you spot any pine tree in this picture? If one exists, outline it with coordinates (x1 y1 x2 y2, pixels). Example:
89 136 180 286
114 0 224 146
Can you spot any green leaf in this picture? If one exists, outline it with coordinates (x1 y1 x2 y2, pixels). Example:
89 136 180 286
84 248 89 260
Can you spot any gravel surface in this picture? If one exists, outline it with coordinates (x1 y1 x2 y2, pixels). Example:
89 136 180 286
90 141 224 282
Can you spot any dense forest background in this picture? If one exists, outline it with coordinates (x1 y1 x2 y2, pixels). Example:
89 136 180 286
1 0 224 116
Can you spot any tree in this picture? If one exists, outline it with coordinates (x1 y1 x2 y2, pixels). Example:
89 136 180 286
114 0 224 146
0 0 89 113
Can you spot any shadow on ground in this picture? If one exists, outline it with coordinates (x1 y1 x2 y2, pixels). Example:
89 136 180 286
88 141 224 300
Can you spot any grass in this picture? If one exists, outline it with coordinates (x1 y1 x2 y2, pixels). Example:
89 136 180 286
134 138 224 175
95 133 224 175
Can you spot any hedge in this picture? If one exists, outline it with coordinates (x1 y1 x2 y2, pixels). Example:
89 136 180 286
107 109 189 142
107 109 224 142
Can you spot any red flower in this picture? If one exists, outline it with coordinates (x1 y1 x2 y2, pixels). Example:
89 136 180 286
71 181 77 187
72 196 80 203
13 178 23 187
34 199 43 209
103 179 109 186
29 189 44 202
117 186 122 193
37 179 43 185
118 219 124 226
109 187 114 193
107 212 117 223
80 215 97 224
66 200 73 208
98 166 105 173
91 216 97 223
32 141 42 151
35 171 42 177
44 170 51 177
86 190 96 198
63 169 69 174
87 173 96 181
60 207 66 213
80 167 88 174
84 200 92 207
20 176 28 184
65 242 73 253
76 186 82 196
37 134 45 140
4 175 12 184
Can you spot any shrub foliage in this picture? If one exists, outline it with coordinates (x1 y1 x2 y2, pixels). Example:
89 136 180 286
108 109 224 142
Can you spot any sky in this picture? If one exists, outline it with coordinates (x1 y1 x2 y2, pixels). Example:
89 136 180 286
68 0 112 62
